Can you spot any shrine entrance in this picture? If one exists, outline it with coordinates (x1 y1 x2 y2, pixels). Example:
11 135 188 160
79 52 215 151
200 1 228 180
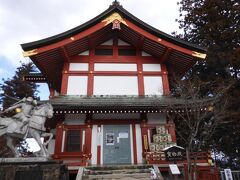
103 125 131 164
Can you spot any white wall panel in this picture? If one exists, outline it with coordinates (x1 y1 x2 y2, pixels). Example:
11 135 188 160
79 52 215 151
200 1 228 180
94 76 138 95
91 125 98 164
69 63 88 71
67 76 88 95
143 64 161 71
101 39 113 45
78 50 89 56
141 51 152 56
94 63 137 71
144 76 163 95
135 124 143 163
118 39 130 46
61 131 66 152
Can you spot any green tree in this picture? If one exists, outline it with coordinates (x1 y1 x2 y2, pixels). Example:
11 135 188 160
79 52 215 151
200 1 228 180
175 0 240 168
0 62 39 109
177 0 240 80
0 61 39 157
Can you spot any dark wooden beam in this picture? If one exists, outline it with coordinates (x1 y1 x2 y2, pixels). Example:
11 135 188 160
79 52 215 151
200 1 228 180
160 48 172 63
137 35 145 49
23 73 47 83
60 46 71 62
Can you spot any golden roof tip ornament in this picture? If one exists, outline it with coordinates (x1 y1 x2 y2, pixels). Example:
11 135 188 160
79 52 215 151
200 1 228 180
102 12 128 28
192 51 207 59
22 49 38 57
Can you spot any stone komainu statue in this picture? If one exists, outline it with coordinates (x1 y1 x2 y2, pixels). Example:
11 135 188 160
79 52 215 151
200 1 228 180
3 97 37 136
0 97 54 157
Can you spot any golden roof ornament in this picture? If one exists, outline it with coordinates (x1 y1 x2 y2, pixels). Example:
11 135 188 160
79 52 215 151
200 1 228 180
102 12 128 28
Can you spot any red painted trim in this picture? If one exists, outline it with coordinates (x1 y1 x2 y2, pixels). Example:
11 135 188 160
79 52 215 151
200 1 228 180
71 55 161 63
85 125 92 156
124 19 194 57
97 124 101 165
96 45 135 49
113 36 118 58
33 21 106 54
166 123 176 142
140 123 149 153
161 65 170 95
60 63 69 95
132 123 137 164
54 123 64 154
137 59 144 95
97 146 101 165
87 50 94 96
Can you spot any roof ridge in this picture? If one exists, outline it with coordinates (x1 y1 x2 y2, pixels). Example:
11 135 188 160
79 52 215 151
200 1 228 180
110 0 122 8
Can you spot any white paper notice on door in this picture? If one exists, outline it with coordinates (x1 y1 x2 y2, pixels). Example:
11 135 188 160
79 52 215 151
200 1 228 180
119 132 128 138
106 133 114 145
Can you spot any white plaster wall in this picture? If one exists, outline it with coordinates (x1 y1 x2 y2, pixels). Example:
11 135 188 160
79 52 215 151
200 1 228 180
94 76 138 95
144 76 163 95
91 125 98 164
135 124 143 164
118 39 130 46
94 63 137 71
147 113 166 124
143 64 161 71
69 63 88 71
67 76 88 95
92 113 140 120
82 130 85 151
64 114 86 125
101 39 113 45
141 51 152 56
78 50 89 56
61 131 66 152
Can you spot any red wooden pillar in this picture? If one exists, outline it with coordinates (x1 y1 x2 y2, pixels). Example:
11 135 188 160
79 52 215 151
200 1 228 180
140 122 149 155
132 123 137 164
97 125 101 165
87 50 94 96
167 122 177 143
161 65 170 95
85 125 92 157
54 123 64 156
137 59 145 96
60 63 69 95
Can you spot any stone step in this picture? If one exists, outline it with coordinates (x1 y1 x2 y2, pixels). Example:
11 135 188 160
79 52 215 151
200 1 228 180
82 172 151 180
84 168 150 175
85 165 152 171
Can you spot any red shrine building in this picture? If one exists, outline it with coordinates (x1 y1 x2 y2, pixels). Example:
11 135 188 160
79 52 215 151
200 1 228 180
21 1 218 178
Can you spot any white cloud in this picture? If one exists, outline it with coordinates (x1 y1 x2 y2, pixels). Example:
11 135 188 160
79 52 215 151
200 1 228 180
0 0 180 66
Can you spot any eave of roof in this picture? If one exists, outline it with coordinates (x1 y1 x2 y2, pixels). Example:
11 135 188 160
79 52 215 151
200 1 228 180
41 95 214 110
21 1 206 54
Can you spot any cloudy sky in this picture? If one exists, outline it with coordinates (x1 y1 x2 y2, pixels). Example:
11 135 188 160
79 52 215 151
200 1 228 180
0 0 182 151
0 0 181 101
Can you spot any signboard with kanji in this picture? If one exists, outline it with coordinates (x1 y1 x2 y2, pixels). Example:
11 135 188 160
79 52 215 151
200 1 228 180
163 145 185 161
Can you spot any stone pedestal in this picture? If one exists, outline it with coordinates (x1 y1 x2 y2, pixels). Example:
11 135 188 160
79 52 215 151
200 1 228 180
0 158 68 180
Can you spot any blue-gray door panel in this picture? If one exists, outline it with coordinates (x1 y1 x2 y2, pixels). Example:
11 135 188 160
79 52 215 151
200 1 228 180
103 125 131 164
